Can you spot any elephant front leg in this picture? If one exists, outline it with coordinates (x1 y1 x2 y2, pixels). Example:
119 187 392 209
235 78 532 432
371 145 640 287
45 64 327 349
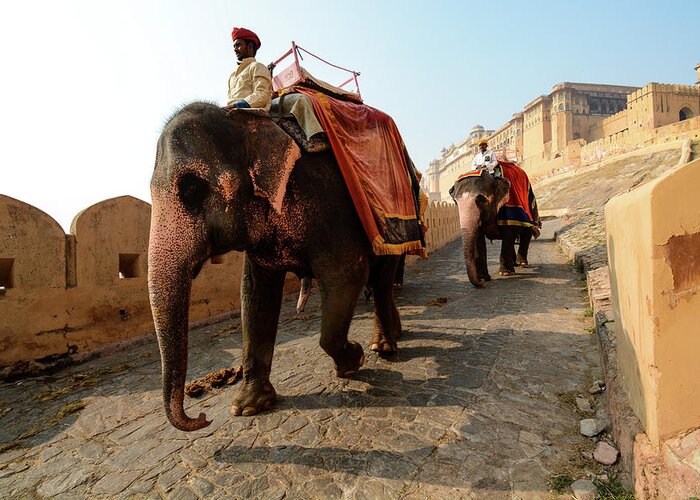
318 278 366 377
499 227 517 276
475 231 491 282
231 255 285 416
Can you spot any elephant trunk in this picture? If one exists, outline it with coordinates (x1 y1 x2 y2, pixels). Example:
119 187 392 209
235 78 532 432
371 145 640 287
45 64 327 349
457 197 485 288
148 205 211 432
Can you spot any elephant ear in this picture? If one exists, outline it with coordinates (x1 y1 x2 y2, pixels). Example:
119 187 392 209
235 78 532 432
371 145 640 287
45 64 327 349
243 111 302 213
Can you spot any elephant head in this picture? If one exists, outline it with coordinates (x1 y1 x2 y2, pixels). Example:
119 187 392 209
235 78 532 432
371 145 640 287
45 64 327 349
148 103 301 431
449 172 510 287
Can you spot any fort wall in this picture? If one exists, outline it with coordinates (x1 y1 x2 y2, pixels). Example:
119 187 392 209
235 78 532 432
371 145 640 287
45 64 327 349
428 66 700 198
581 115 700 164
0 195 459 374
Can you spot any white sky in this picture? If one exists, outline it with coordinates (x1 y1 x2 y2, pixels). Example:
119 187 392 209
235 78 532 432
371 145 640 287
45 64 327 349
2 0 698 231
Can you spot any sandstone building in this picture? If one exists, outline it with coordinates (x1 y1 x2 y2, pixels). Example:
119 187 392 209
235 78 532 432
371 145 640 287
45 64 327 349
426 64 700 202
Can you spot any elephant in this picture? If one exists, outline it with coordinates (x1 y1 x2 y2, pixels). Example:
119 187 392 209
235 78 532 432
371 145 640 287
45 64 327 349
148 102 404 431
449 170 539 287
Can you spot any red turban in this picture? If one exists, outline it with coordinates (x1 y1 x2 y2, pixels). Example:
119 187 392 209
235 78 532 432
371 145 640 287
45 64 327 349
231 27 261 49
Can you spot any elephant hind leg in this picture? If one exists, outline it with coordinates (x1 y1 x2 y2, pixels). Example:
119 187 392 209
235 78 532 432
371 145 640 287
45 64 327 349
318 275 367 377
516 228 533 267
368 257 402 354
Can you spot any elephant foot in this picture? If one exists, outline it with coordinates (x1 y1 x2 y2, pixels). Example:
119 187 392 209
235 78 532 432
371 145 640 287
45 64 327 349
231 380 276 416
499 269 515 276
478 274 492 282
515 257 529 267
334 341 365 378
370 333 398 354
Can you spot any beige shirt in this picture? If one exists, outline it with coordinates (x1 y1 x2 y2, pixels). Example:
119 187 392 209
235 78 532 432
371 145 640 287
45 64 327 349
227 57 272 110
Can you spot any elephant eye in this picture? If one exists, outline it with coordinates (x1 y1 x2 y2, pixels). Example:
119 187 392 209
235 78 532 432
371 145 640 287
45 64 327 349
178 173 210 212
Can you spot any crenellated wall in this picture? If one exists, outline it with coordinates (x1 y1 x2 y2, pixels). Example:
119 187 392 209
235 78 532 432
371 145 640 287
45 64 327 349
0 195 460 374
0 195 247 374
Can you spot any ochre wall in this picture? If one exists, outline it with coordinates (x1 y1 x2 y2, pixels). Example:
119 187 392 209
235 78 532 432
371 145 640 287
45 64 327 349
522 98 552 171
606 157 700 443
581 115 700 165
0 195 459 371
0 195 66 289
0 196 251 370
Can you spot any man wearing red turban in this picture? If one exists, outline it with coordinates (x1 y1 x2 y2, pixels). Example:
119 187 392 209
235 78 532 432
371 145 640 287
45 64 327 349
227 27 272 111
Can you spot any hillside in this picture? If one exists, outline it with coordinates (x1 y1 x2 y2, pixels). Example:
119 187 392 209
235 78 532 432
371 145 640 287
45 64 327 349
532 147 684 271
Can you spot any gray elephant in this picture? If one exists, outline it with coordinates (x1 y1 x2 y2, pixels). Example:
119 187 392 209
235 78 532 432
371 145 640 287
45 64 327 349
148 103 408 431
449 169 540 287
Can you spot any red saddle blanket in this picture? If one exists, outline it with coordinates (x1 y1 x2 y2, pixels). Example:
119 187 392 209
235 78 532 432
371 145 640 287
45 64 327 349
499 161 538 226
287 87 428 257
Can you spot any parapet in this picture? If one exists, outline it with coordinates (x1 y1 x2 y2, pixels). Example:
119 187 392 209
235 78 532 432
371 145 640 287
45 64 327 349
0 194 66 289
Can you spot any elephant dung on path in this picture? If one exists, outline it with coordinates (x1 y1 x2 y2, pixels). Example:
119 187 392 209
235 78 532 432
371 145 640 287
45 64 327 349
148 103 404 431
449 170 539 287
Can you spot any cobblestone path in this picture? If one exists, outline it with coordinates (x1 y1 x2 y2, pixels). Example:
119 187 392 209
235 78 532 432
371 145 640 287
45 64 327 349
0 220 601 499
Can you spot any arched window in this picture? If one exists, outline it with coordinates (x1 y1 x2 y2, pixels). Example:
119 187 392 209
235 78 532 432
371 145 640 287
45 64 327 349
679 107 694 121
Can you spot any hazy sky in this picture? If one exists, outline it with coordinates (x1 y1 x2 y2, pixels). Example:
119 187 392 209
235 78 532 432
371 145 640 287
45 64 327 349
2 0 697 231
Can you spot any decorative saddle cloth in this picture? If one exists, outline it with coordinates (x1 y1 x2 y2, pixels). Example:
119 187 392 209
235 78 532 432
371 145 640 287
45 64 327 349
273 87 428 257
497 161 540 228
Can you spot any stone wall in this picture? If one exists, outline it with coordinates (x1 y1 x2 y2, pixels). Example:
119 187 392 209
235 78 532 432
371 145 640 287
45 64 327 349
581 115 700 165
606 156 700 444
0 195 460 374
0 195 247 375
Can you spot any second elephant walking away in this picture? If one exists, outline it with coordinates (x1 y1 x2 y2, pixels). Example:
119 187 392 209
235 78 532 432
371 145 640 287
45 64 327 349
450 167 540 287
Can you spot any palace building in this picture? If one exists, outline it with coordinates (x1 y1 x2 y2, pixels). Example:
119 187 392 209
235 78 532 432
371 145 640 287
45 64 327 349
425 63 700 202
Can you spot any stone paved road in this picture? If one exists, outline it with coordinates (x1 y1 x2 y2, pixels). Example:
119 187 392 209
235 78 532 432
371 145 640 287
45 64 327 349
0 220 602 499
